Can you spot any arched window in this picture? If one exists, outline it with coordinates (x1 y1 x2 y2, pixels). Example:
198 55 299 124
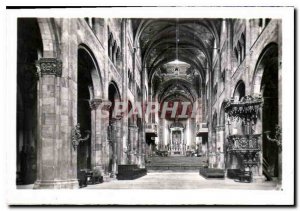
108 33 113 59
241 33 246 61
116 47 120 62
237 41 242 64
233 80 246 101
112 41 117 64
234 47 239 64
91 18 96 31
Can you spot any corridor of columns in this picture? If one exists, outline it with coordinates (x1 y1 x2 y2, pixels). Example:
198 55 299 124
16 17 282 189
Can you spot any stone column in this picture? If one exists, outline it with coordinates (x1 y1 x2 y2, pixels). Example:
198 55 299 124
207 62 214 168
110 117 122 178
99 100 111 181
170 129 173 153
121 19 129 165
138 67 146 168
127 126 132 164
182 128 186 156
33 58 78 189
216 126 225 169
89 98 105 176
255 106 263 179
128 125 138 164
277 20 282 185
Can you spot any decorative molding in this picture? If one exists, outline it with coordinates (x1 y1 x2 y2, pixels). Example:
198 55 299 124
36 58 62 77
224 95 263 122
100 100 112 111
227 134 261 168
227 134 261 152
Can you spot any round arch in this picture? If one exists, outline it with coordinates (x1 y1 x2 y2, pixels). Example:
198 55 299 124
108 81 122 101
251 43 279 95
78 44 104 98
252 43 279 177
17 18 44 185
127 100 135 125
37 18 58 57
233 80 246 100
156 78 198 101
76 44 105 173
212 111 218 131
219 101 227 126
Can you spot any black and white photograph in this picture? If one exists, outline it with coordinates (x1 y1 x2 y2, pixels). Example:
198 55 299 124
1 5 295 206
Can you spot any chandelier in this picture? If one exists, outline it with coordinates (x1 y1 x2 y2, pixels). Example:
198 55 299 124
174 20 179 76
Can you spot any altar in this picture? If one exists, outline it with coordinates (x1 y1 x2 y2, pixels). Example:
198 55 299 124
169 121 185 156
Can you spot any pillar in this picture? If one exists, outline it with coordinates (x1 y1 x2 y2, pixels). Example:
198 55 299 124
277 20 282 184
254 106 263 179
128 125 138 164
89 98 105 176
216 126 225 169
121 19 128 165
138 66 147 168
34 57 78 189
99 100 111 180
109 117 122 177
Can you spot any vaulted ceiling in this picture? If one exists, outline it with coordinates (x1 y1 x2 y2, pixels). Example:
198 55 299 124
132 18 222 107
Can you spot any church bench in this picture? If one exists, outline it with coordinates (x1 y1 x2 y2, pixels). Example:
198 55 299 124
117 165 147 180
199 167 225 179
227 169 252 182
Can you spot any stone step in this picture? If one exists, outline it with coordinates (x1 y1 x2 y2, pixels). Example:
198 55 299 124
146 156 208 172
147 166 201 172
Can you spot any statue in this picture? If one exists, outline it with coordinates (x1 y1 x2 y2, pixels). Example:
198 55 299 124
265 124 282 150
71 123 90 150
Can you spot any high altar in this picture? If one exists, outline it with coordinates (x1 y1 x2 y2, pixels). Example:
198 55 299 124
169 121 185 155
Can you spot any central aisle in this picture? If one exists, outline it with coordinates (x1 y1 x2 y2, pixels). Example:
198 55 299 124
83 172 277 190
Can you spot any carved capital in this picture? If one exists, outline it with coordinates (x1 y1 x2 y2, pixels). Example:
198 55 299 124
128 124 138 128
100 100 112 111
89 98 103 110
216 125 225 132
36 58 62 77
110 116 122 125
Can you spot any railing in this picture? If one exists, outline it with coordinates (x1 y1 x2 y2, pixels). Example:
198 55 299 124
224 95 263 122
227 134 261 152
263 158 273 181
227 134 261 168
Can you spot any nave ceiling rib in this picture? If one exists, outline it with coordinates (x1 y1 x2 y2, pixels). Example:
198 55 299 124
133 18 221 104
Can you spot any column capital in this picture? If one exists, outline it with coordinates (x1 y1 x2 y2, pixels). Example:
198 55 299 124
89 98 103 110
36 58 62 77
128 124 138 129
100 100 112 111
216 125 225 131
109 116 122 124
